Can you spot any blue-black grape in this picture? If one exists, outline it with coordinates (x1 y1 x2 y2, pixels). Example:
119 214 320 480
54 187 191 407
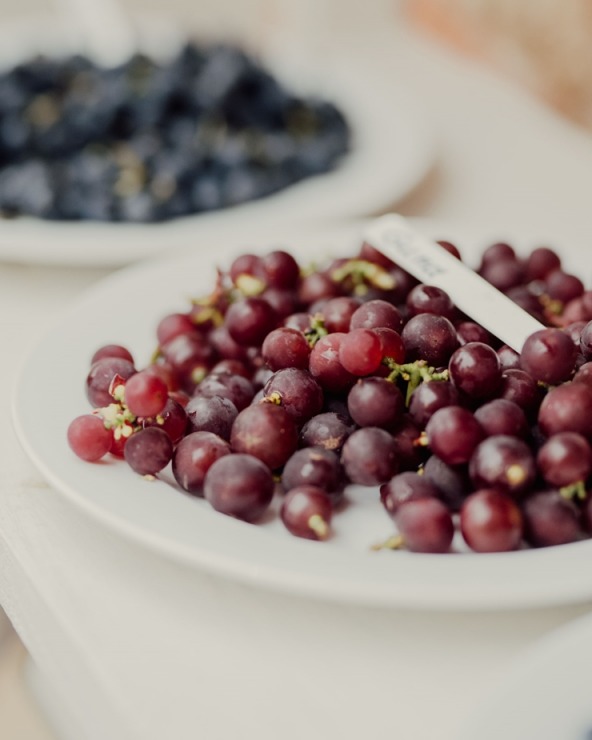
0 43 350 222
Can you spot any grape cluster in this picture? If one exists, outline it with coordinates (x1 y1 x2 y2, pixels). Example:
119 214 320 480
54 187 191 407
67 236 592 553
0 43 349 222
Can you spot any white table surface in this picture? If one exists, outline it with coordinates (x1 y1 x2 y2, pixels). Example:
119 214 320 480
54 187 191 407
2 17 592 740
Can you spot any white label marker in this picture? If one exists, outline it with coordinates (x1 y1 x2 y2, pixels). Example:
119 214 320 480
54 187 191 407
364 214 545 352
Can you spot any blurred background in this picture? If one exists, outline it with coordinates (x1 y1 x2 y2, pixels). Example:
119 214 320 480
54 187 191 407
0 0 589 124
0 0 588 126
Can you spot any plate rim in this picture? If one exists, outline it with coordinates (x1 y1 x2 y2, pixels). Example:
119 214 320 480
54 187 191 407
456 607 592 739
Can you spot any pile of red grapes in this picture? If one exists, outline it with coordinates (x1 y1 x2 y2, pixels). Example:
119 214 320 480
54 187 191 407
67 234 592 554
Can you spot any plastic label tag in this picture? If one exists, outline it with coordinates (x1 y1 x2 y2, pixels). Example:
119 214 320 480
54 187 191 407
364 214 544 351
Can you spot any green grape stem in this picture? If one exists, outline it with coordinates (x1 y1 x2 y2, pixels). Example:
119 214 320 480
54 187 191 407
304 314 329 348
330 259 396 293
191 305 224 329
383 359 450 405
371 534 405 551
559 480 588 502
234 273 266 297
308 514 329 540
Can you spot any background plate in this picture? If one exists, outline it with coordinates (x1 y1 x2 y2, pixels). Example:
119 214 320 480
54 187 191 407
13 217 592 611
456 609 592 739
0 17 434 266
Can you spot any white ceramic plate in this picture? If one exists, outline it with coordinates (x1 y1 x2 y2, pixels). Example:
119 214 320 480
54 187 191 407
456 609 592 740
12 218 592 610
0 18 434 267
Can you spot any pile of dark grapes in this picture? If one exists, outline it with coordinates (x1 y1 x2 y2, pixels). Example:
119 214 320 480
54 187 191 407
67 235 592 554
0 43 349 222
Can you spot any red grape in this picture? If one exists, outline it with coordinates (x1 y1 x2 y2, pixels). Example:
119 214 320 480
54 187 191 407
425 406 484 466
124 427 173 476
309 333 356 392
347 377 404 429
90 344 134 365
261 327 310 371
448 342 501 399
524 246 561 281
460 489 523 552
406 284 455 320
224 296 277 346
299 412 355 452
263 367 323 424
341 427 399 485
86 357 136 408
350 299 403 332
196 372 254 411
522 490 583 547
230 402 298 470
536 431 592 487
67 414 112 462
520 328 577 385
408 380 459 428
394 498 454 554
204 453 275 522
186 395 238 441
172 431 231 495
321 296 361 333
282 447 345 502
280 485 333 540
338 328 383 376
124 370 169 418
380 471 441 516
141 397 188 444
402 314 459 366
538 382 592 438
473 399 529 439
469 434 536 496
260 250 300 290
156 313 195 346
